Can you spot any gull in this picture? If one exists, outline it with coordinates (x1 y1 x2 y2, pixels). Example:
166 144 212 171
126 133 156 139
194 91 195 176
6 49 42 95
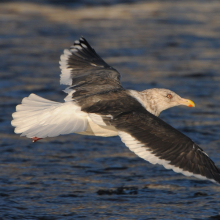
11 37 220 184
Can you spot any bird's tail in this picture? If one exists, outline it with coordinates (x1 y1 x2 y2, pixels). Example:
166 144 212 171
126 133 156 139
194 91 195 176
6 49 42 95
11 94 87 139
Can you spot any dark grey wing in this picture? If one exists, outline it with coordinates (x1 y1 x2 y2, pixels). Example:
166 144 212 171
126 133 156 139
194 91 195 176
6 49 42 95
111 110 220 184
59 37 122 100
78 89 220 184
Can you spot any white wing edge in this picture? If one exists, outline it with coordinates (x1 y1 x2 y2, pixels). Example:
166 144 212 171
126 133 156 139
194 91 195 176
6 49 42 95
118 131 216 184
59 49 72 85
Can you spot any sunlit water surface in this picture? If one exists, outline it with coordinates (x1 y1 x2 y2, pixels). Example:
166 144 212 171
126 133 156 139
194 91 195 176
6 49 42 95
1 1 220 219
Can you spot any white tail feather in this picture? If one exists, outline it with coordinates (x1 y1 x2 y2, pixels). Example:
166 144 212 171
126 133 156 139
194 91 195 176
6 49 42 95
11 94 88 138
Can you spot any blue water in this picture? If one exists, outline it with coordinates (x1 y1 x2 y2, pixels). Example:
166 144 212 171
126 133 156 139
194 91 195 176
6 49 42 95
1 0 220 219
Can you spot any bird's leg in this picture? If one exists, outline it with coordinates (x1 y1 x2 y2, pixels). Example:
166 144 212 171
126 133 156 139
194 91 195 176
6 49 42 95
32 137 43 143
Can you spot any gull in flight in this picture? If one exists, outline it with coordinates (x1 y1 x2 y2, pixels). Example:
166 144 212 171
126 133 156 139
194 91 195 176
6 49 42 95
12 37 220 184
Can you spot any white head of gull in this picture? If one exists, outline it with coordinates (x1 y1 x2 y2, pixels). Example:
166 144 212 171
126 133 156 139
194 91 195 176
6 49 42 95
129 88 194 117
12 37 220 185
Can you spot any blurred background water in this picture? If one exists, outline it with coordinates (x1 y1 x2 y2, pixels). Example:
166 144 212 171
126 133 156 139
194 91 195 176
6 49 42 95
1 0 220 219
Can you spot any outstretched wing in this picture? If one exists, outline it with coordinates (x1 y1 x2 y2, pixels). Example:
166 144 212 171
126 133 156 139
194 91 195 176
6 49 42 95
111 109 220 184
59 37 122 100
77 88 220 184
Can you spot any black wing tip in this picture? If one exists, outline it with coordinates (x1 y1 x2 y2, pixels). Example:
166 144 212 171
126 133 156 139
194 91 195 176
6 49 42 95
73 36 85 45
73 37 93 50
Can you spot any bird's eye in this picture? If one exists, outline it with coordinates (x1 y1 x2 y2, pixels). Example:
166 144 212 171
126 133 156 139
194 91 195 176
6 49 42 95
166 94 172 99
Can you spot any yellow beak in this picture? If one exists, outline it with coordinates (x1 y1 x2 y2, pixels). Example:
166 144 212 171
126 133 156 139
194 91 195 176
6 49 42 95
179 98 195 107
